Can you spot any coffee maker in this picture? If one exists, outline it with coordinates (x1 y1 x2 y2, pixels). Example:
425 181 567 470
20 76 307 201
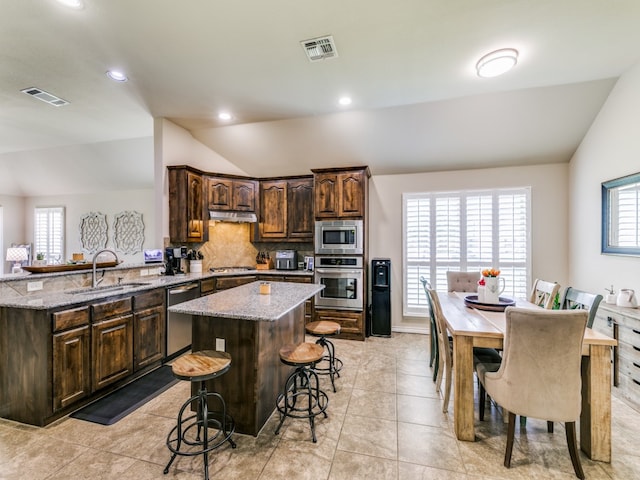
165 247 187 275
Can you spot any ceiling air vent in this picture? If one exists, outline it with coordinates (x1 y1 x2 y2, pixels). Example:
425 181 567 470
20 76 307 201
301 35 338 62
21 87 70 107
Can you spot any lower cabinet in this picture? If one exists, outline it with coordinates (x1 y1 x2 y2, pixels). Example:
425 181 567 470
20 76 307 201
53 325 90 410
134 306 165 370
91 313 134 391
216 275 257 290
314 308 365 341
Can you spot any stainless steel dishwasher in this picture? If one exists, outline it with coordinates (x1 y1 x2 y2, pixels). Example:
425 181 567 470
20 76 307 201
166 281 200 360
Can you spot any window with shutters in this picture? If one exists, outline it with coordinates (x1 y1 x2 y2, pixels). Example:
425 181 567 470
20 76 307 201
403 188 530 316
34 207 65 265
613 183 640 247
0 206 3 273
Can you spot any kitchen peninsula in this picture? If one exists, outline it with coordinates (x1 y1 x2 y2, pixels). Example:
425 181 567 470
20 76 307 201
168 280 324 436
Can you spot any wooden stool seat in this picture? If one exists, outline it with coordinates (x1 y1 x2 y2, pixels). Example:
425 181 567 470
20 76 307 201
171 350 231 382
279 343 324 366
305 320 341 336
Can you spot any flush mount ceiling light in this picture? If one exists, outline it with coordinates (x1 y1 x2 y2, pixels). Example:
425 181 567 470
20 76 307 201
56 0 84 9
476 48 518 78
218 112 232 121
106 70 128 82
338 96 352 106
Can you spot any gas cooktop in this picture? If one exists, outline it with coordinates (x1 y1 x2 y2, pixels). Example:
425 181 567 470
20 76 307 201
209 266 254 273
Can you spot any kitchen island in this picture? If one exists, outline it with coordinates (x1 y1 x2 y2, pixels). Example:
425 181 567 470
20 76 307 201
168 280 324 436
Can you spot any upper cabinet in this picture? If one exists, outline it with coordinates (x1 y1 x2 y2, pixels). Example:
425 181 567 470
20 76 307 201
312 167 370 219
253 176 314 242
206 176 257 212
168 166 206 243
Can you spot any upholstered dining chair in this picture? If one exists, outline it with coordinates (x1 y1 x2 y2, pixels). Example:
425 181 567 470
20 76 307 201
529 278 561 309
560 287 603 328
475 307 588 479
446 271 481 293
420 276 439 381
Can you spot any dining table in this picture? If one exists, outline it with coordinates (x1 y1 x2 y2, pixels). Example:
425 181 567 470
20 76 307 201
439 291 617 462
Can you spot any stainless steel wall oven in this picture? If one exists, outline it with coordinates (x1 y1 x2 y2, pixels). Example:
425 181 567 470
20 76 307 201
314 256 364 311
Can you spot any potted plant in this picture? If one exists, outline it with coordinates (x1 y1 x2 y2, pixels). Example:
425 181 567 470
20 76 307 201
33 252 47 267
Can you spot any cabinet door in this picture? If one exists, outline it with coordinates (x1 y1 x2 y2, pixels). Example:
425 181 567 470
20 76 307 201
314 309 364 340
207 177 234 210
53 326 90 410
338 171 365 217
314 173 338 218
287 178 314 239
134 306 165 371
260 181 287 238
169 167 206 243
92 314 134 391
233 180 257 211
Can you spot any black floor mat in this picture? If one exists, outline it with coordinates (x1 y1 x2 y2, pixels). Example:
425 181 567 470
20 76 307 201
70 365 178 425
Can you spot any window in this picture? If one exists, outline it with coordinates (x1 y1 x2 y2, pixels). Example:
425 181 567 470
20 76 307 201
34 207 65 264
403 188 530 316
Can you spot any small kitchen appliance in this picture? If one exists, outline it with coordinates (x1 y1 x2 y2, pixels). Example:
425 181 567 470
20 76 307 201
275 250 298 270
165 247 187 275
617 288 637 308
314 219 364 255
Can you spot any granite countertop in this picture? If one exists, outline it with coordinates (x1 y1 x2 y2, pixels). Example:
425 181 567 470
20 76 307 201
168 281 324 321
0 269 314 310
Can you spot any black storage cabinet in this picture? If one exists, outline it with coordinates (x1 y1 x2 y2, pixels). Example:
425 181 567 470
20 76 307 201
370 258 391 337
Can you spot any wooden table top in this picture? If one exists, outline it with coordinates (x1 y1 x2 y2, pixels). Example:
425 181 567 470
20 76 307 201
439 292 617 347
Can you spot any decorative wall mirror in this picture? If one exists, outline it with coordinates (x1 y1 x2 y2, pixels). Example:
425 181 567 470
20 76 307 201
602 172 640 256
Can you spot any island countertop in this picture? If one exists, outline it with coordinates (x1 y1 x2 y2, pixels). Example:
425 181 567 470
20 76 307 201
168 281 324 321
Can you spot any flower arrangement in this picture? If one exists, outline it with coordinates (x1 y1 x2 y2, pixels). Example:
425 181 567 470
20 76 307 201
482 268 500 277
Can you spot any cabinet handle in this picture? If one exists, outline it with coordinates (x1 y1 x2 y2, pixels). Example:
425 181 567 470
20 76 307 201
634 362 640 370
633 329 640 335
634 346 640 352
633 379 640 387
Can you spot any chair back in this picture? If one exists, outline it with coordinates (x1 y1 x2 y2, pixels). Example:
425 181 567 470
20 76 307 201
446 271 481 292
560 287 603 328
484 307 587 422
426 290 451 364
529 279 560 309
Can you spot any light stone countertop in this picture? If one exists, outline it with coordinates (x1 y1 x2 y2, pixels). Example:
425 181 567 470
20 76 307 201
168 281 324 321
0 269 313 310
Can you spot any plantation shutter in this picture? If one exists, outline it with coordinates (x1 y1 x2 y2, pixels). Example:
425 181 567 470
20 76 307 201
403 188 530 316
34 207 65 264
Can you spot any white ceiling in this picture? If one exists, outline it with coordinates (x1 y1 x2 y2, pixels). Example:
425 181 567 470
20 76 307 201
2 0 640 192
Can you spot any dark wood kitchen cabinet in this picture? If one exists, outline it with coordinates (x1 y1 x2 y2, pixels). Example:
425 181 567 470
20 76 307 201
168 165 206 243
133 289 165 371
52 306 91 411
314 308 365 341
91 298 134 391
206 176 257 212
312 167 369 219
253 176 314 242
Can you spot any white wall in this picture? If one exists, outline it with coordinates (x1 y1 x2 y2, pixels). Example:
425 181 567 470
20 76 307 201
569 61 640 294
369 163 569 333
0 195 25 274
23 189 154 265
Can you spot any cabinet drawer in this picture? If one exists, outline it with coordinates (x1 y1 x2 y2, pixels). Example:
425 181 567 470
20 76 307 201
216 276 256 290
283 276 312 284
618 323 640 351
314 308 364 340
200 278 215 295
133 289 164 311
91 297 132 320
52 306 90 332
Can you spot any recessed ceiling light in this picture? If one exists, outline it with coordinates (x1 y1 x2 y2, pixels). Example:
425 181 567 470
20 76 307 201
338 96 352 106
218 112 232 121
106 70 128 82
56 0 84 9
476 48 518 78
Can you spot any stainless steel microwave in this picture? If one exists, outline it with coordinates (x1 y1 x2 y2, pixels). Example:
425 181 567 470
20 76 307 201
314 219 364 255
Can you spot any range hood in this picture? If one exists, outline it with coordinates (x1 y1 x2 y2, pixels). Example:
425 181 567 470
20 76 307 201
209 210 257 223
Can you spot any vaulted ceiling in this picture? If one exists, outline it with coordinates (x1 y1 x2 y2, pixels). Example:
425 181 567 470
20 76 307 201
1 1 640 195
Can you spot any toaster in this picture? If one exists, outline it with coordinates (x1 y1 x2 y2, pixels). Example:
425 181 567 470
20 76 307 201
275 250 297 270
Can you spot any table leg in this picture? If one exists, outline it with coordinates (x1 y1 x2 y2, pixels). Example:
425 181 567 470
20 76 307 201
580 344 612 462
453 335 475 441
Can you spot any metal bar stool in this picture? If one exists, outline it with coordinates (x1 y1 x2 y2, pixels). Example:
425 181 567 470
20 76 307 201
274 342 329 443
164 350 236 480
305 320 343 392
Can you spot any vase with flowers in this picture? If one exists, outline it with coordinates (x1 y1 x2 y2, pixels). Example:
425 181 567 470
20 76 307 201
482 268 505 303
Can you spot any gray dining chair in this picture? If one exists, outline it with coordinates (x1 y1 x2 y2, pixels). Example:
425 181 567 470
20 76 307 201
420 276 439 381
475 307 588 479
560 287 603 328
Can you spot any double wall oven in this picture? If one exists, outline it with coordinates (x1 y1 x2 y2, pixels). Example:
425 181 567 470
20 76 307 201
314 220 365 311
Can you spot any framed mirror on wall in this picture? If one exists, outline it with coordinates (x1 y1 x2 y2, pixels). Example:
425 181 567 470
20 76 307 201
602 171 640 256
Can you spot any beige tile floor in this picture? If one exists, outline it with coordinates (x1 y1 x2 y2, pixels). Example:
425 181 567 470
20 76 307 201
1 333 639 479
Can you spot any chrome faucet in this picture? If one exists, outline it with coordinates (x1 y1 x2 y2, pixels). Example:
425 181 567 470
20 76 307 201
92 249 119 288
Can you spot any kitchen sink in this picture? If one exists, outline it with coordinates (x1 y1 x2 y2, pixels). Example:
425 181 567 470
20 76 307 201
65 282 152 295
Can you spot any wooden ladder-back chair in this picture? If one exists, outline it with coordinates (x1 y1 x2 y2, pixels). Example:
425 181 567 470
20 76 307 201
529 279 561 309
